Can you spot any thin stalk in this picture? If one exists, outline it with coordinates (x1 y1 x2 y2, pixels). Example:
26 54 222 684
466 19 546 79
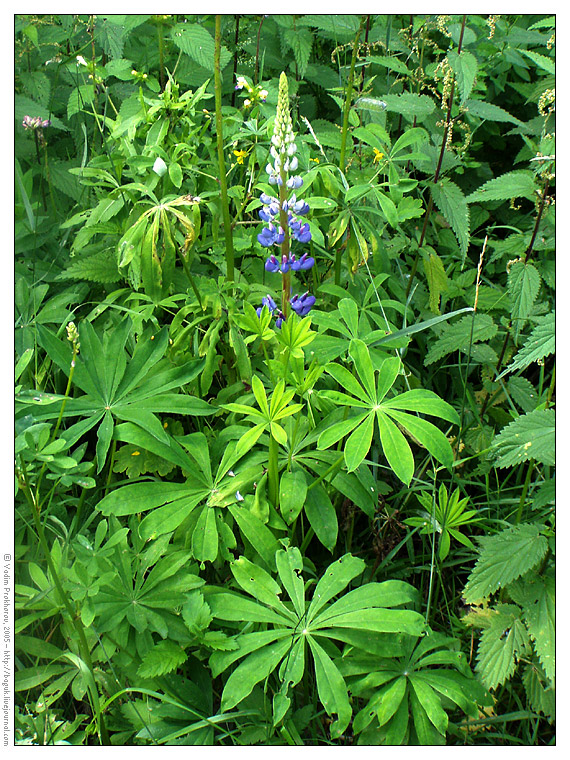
157 20 165 90
524 176 550 263
514 460 534 525
405 14 466 299
254 16 265 85
231 16 240 107
214 15 235 283
339 17 364 174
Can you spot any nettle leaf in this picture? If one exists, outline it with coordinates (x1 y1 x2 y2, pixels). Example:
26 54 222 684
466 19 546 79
508 260 541 336
448 50 478 104
463 523 548 604
466 170 537 203
476 605 530 690
380 92 436 122
137 640 188 679
422 250 449 314
464 99 523 126
283 28 312 79
492 408 555 468
170 23 230 71
59 249 121 283
499 311 554 378
431 179 470 257
522 662 555 724
425 313 497 365
516 574 555 683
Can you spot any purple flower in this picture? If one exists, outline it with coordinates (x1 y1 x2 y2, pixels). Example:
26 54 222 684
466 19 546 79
290 292 316 317
287 175 303 190
275 310 285 328
256 294 278 317
296 223 312 243
260 192 275 205
292 199 310 215
265 254 280 272
290 253 315 271
257 224 285 247
259 208 272 223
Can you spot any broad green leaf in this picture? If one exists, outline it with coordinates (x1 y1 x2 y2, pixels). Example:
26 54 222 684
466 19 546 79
476 605 530 689
279 470 308 525
344 412 374 472
448 50 477 104
464 99 523 126
499 311 554 378
492 408 555 468
520 575 555 683
425 313 497 366
230 556 295 622
98 481 193 517
137 640 187 679
376 413 414 486
305 485 338 551
317 412 370 451
518 48 555 74
423 250 449 313
306 553 365 623
466 170 537 203
375 356 401 403
382 389 460 425
508 261 541 335
138 493 204 540
384 409 454 470
431 179 470 257
208 592 293 626
229 504 281 571
312 581 418 626
307 636 352 739
275 547 305 618
349 339 376 400
220 639 291 712
170 23 230 70
463 523 548 603
210 629 291 678
410 678 448 736
191 505 218 563
377 677 407 726
379 92 435 122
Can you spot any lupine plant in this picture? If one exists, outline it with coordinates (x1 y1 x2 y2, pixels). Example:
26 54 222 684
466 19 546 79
14 14 554 747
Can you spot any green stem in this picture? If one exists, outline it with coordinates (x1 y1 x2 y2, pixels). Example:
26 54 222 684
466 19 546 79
267 433 280 508
157 21 165 90
514 460 534 525
214 15 235 284
339 17 364 174
19 458 109 745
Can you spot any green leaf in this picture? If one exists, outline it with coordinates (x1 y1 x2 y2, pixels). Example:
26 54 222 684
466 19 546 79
382 389 460 425
376 413 414 486
305 485 338 552
279 470 308 525
306 554 365 623
499 311 554 378
208 592 293 626
220 639 291 711
379 92 436 122
344 413 374 472
476 605 530 689
137 640 187 679
228 504 281 571
431 179 470 257
448 50 478 104
384 409 454 470
275 547 305 619
349 339 376 400
518 49 555 75
410 678 448 736
316 412 370 451
422 250 449 313
170 23 230 71
425 313 497 365
464 99 523 126
60 250 121 283
492 408 555 468
463 523 548 604
508 261 541 335
191 505 218 563
409 687 445 744
230 556 294 621
283 27 312 79
520 575 555 683
307 635 352 739
466 170 537 203
376 677 407 726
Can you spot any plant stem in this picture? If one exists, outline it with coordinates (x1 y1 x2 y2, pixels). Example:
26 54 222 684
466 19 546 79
214 15 235 284
267 433 280 508
514 460 534 525
524 177 550 263
231 15 240 107
157 21 165 90
339 17 364 174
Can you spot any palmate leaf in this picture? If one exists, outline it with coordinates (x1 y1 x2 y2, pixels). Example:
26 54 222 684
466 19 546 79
463 523 548 604
492 408 555 468
307 635 352 739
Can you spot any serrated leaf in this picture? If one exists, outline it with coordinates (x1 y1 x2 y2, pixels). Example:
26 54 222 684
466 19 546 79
521 575 555 683
476 605 529 690
137 640 187 679
507 376 539 413
379 92 436 122
508 261 541 335
431 179 470 256
499 311 554 378
422 251 449 314
425 313 497 365
522 662 555 723
463 523 548 604
283 28 312 79
464 99 523 126
492 408 554 468
59 250 121 283
518 49 555 75
466 170 537 203
448 50 477 104
170 23 230 72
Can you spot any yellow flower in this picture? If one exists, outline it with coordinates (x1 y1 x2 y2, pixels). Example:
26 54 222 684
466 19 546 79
310 157 320 164
373 148 384 164
233 149 248 165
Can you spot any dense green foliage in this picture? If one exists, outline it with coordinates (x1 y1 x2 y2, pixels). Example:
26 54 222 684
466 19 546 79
14 13 554 746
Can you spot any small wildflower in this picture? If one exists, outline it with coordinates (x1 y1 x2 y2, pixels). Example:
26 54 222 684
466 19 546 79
235 491 244 501
310 157 320 164
233 149 248 165
290 292 316 317
373 148 384 163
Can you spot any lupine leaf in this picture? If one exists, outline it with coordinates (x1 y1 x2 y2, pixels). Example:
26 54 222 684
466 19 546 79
279 470 308 525
492 408 555 468
307 635 352 739
376 412 414 486
306 553 365 622
463 523 548 604
220 639 291 712
305 485 338 551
